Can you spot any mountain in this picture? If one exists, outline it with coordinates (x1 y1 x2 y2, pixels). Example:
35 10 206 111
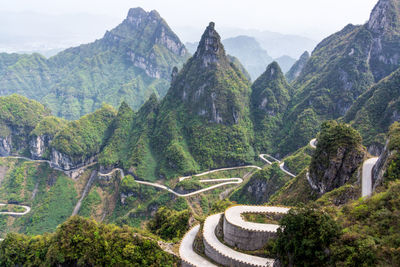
101 22 254 180
187 36 296 80
274 55 296 73
286 51 310 83
251 62 291 153
276 0 400 155
151 22 254 178
0 8 189 119
344 67 400 153
0 94 51 156
221 36 273 80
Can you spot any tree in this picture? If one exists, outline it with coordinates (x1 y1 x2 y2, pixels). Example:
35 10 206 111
274 205 340 266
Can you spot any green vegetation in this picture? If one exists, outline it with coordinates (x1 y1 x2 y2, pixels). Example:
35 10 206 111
0 216 178 266
273 205 341 267
283 145 313 175
147 207 190 241
242 213 281 224
286 51 310 83
309 121 364 194
251 62 291 153
230 164 291 204
51 104 116 158
269 170 318 206
0 94 50 130
0 8 189 120
384 122 400 183
345 68 400 149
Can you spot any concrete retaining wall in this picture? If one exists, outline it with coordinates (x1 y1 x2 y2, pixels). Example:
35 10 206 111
203 233 255 267
223 215 277 251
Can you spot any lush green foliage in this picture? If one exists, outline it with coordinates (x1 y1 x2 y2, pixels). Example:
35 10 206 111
0 8 188 119
274 205 341 266
309 121 364 189
283 145 313 175
230 164 291 204
147 207 190 241
0 94 50 130
345 68 400 149
251 62 291 153
330 179 400 266
384 122 400 183
0 216 178 266
51 104 116 158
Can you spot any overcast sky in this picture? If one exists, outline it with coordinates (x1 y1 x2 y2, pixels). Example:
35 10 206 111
1 0 378 46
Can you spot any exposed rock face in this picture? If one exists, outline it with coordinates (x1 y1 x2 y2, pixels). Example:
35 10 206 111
309 121 366 195
372 139 391 190
367 0 400 81
230 165 290 204
310 147 365 195
50 149 96 171
0 135 12 156
104 7 188 80
372 122 400 190
167 22 251 125
29 135 51 159
286 51 310 83
193 22 224 68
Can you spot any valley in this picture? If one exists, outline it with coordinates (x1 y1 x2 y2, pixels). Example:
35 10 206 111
0 0 400 266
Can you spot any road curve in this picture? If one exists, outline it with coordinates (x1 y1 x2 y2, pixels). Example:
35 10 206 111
0 203 31 216
179 224 217 267
309 138 317 149
1 155 97 173
179 165 261 182
362 157 379 197
259 154 296 177
203 213 275 267
224 205 290 232
98 168 244 197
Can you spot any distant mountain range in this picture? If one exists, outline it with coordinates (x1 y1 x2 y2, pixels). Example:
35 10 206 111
0 8 189 120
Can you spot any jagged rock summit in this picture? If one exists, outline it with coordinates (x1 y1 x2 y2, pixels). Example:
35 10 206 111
285 51 310 83
193 22 227 67
104 7 188 80
166 22 251 125
367 0 400 35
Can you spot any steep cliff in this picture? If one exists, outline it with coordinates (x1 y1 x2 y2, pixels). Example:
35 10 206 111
309 121 366 195
277 0 400 155
372 122 400 190
285 51 310 83
345 67 400 154
152 22 254 178
0 94 51 156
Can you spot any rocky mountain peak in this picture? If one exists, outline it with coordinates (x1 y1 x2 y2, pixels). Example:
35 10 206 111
265 61 283 80
286 51 310 83
126 7 148 27
194 22 227 67
368 0 400 34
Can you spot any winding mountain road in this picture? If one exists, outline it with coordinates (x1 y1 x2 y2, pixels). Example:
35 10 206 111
0 155 97 173
259 154 296 177
309 138 317 149
224 205 290 232
180 224 217 267
98 168 244 197
179 165 262 182
0 203 30 216
203 213 275 267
